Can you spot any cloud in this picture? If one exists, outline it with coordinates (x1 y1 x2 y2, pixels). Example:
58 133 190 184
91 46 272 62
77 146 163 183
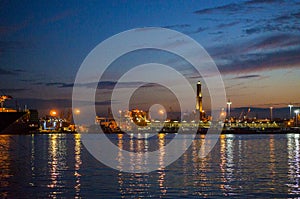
45 82 66 86
292 11 300 18
0 18 31 35
41 9 77 25
210 34 300 57
58 83 74 88
244 28 260 35
13 69 26 73
208 34 300 74
20 79 35 82
217 21 239 29
275 11 300 22
194 3 242 15
0 67 28 76
0 41 32 54
232 75 261 79
31 82 44 86
263 34 299 47
244 24 300 35
239 4 300 35
193 0 300 38
0 68 15 75
42 81 158 90
95 100 115 106
209 31 223 35
194 0 284 16
163 24 191 29
219 47 300 74
244 0 283 5
0 68 28 76
184 27 206 34
0 88 29 93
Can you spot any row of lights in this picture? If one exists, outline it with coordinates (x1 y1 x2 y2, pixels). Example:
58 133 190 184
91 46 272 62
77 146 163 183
50 105 300 125
227 101 299 121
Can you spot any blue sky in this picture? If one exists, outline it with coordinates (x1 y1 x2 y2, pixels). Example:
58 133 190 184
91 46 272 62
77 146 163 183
1 0 300 115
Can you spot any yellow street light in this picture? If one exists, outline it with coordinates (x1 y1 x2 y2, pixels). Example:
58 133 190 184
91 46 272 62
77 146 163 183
50 110 57 117
74 109 80 114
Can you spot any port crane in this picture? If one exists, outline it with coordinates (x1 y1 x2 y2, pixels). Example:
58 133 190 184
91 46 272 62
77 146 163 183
238 107 251 120
0 95 13 110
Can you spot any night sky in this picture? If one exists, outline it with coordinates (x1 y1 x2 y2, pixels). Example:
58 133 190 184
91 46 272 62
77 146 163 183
1 0 300 116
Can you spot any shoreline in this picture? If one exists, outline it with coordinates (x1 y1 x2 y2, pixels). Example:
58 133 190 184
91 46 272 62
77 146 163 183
1 128 300 135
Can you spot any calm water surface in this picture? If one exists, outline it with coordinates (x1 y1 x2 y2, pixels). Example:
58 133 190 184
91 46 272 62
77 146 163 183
0 133 300 198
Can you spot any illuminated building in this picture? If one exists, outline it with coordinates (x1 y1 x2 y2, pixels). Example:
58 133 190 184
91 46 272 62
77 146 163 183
129 109 148 126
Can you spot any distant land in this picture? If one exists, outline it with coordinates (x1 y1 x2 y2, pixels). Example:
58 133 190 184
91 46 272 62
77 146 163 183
228 107 294 120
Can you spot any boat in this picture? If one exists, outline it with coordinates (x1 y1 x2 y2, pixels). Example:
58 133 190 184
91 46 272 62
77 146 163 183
0 95 27 132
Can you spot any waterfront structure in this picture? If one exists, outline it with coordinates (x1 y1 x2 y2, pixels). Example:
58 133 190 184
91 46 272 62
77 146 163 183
91 81 299 134
40 115 75 132
196 81 203 120
0 95 27 132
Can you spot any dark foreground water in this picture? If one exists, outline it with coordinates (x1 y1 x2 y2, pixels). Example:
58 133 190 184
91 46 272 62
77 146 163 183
0 133 300 198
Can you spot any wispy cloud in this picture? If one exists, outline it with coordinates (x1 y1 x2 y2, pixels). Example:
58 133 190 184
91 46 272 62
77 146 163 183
0 18 31 35
184 27 206 34
45 82 66 86
20 79 35 82
194 3 242 15
232 75 261 79
163 24 191 29
0 88 29 93
0 68 15 75
193 0 300 39
41 81 159 90
0 68 26 76
0 41 31 52
217 21 239 29
41 9 77 25
244 0 283 5
208 33 300 74
252 34 300 50
194 0 284 16
13 69 26 73
244 24 300 35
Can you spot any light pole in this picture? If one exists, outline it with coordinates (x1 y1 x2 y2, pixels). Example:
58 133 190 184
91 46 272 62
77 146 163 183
227 99 232 119
118 110 122 128
220 108 226 120
270 107 273 121
295 109 299 127
288 104 293 119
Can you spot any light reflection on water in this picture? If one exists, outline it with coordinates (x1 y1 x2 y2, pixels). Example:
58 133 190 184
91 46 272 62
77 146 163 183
0 135 11 198
287 134 300 196
0 133 300 198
